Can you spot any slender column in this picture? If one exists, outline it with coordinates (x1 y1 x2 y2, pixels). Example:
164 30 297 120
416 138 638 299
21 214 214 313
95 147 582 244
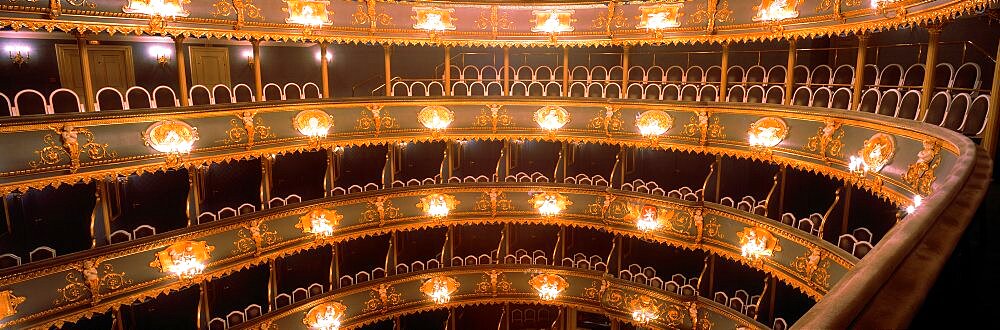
851 34 870 110
329 243 340 290
444 46 452 95
985 42 1000 158
91 178 112 247
1 193 12 234
251 39 263 101
785 38 797 105
562 46 570 96
187 166 202 227
613 235 622 273
174 36 189 106
503 47 510 96
767 277 777 322
267 259 278 312
197 280 211 330
611 320 621 330
384 45 392 96
319 42 330 98
840 185 853 235
75 33 95 112
388 231 398 275
713 156 722 202
324 148 338 197
564 308 577 329
260 156 273 210
918 26 942 121
776 166 787 216
621 45 630 98
448 308 457 329
720 43 730 101
112 307 125 330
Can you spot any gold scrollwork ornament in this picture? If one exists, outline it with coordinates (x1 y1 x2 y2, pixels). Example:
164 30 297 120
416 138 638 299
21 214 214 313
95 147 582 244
356 104 399 137
223 111 274 150
361 196 401 226
683 111 725 146
30 125 116 173
234 220 281 255
475 189 513 217
792 247 831 290
806 120 844 163
0 290 25 319
902 139 941 196
476 270 513 296
587 105 624 138
362 283 402 313
474 104 514 133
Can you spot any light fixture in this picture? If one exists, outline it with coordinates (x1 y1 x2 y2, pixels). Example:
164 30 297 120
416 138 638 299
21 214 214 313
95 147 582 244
905 195 923 215
534 106 570 133
0 290 24 320
148 45 171 65
315 50 333 62
143 120 199 164
297 208 343 238
636 3 683 33
531 9 575 41
284 0 332 28
303 302 347 330
850 133 895 179
529 192 572 217
412 7 457 32
122 0 190 18
5 45 29 66
420 275 460 304
753 0 800 22
417 193 459 220
635 110 673 145
628 205 662 234
242 50 254 66
529 273 568 301
628 295 661 325
417 105 455 137
149 240 214 280
747 117 788 152
293 110 334 147
738 227 779 263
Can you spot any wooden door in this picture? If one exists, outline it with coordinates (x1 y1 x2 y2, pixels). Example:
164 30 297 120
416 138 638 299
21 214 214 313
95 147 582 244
189 46 231 87
55 44 135 96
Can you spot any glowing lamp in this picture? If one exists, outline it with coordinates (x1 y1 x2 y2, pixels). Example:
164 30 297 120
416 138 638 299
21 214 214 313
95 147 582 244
418 106 455 135
637 3 683 31
297 209 343 238
5 45 30 66
905 195 923 215
747 117 788 150
294 110 334 146
143 120 199 161
148 45 172 65
122 0 190 18
303 302 347 330
285 0 332 27
753 0 800 22
420 275 460 304
412 7 457 32
851 133 895 178
531 10 575 34
529 273 568 301
635 110 673 143
634 205 662 233
738 227 779 263
529 192 571 217
150 241 214 279
417 193 459 219
628 295 661 324
534 106 571 132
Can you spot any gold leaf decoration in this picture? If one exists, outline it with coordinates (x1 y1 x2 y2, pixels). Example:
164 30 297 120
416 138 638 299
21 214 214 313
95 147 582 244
475 5 513 38
587 105 624 138
475 270 514 296
221 111 275 150
474 104 514 133
356 104 399 137
902 140 941 196
475 189 513 216
30 125 116 173
805 120 845 162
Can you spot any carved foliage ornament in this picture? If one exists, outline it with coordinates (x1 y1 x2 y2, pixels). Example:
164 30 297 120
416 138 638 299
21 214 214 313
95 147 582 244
588 105 624 137
234 220 281 255
683 111 725 145
361 196 401 226
475 189 513 216
356 104 398 137
30 124 116 174
474 104 514 133
805 120 844 162
55 260 131 305
475 270 513 296
223 111 275 150
902 139 941 196
475 5 513 38
210 0 265 29
362 283 402 313
0 291 24 320
791 247 832 289
353 0 392 30
593 1 627 36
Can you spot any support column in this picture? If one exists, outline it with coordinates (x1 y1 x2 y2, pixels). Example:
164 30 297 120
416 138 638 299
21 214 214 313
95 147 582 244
75 33 95 112
448 308 457 329
562 46 570 96
851 34 870 110
918 26 942 121
251 39 263 101
986 42 1000 158
187 166 202 227
1 193 12 235
267 259 278 312
720 43 730 101
384 45 392 96
564 308 577 329
329 243 340 290
611 320 621 330
174 36 189 106
444 46 452 95
713 156 722 202
197 280 211 330
503 46 510 96
260 155 273 210
91 178 112 247
319 42 330 98
785 38 797 105
324 147 338 197
621 45 630 98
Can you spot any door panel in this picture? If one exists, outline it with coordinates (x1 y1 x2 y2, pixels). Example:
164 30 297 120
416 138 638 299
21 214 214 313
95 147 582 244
55 45 135 96
189 46 231 87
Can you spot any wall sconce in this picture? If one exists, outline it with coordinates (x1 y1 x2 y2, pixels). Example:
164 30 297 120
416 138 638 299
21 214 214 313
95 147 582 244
285 0 332 34
626 204 664 234
534 106 571 133
849 133 895 186
636 3 684 37
905 194 922 215
293 110 334 148
297 208 343 239
413 6 456 40
529 191 571 217
242 50 254 66
753 0 801 22
417 193 459 220
635 110 673 145
5 46 30 66
738 227 780 265
142 120 199 165
420 275 460 304
418 105 455 137
628 295 661 325
149 240 214 280
122 0 190 18
529 273 568 301
148 45 172 65
531 10 575 34
747 117 788 155
303 302 347 330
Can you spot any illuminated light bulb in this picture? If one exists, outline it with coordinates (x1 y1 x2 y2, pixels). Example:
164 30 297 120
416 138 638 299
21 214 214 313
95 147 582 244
905 205 916 215
151 241 214 280
285 0 331 28
538 196 561 216
849 155 868 175
529 273 568 301
531 10 575 34
635 207 661 233
310 214 335 237
418 193 459 220
143 120 199 155
754 0 799 22
418 106 454 131
534 106 570 131
297 209 343 239
426 197 450 218
122 0 190 18
293 110 334 146
740 231 771 259
529 192 571 217
631 309 659 324
913 195 923 207
304 302 347 330
737 227 778 263
167 253 205 278
420 275 459 305
635 110 673 142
